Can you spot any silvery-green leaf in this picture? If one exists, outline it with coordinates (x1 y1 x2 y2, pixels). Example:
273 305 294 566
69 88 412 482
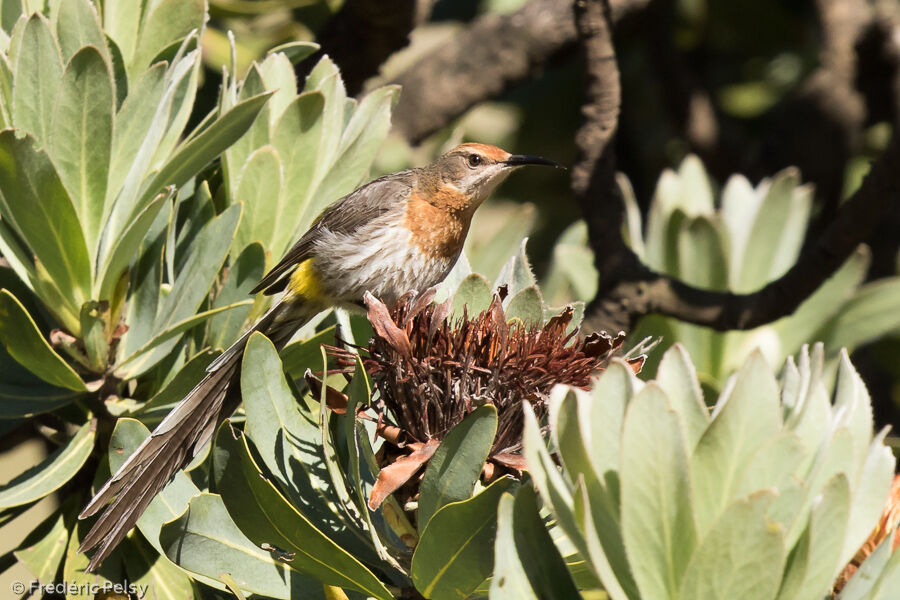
0 289 87 391
105 61 166 206
418 404 498 531
822 277 900 353
840 428 896 568
212 423 393 599
621 384 695 600
102 0 142 64
411 477 515 600
678 492 783 600
736 169 809 292
776 474 850 600
619 172 645 259
452 273 493 318
491 493 540 600
495 238 537 300
51 45 114 257
231 145 283 256
690 351 779 535
267 40 319 64
655 343 709 450
129 0 203 76
259 51 297 122
836 535 895 600
272 91 325 250
14 505 70 581
312 85 399 222
0 131 92 315
55 0 108 62
720 174 761 276
506 286 544 328
159 493 326 599
12 14 63 146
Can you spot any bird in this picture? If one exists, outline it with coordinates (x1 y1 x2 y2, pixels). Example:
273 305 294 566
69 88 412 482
77 142 562 571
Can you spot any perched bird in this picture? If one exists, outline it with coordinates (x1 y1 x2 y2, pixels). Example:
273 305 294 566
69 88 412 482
77 142 561 570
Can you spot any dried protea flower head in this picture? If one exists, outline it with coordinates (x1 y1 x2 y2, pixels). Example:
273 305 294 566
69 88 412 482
328 286 647 511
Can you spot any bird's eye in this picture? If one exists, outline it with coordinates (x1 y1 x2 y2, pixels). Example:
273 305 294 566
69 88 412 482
467 154 482 167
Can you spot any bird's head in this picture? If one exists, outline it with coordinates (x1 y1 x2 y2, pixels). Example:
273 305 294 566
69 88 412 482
427 143 563 212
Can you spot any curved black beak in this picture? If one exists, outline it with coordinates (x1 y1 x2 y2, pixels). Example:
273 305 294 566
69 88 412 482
504 154 566 169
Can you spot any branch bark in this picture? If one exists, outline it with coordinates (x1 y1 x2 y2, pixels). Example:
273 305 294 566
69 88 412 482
299 0 432 96
390 0 649 144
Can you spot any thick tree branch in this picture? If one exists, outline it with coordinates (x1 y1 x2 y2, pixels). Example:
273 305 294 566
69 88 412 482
390 0 649 144
299 0 432 96
762 0 869 217
588 130 900 332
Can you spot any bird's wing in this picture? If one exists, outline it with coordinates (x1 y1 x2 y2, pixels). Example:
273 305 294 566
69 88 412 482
249 171 416 295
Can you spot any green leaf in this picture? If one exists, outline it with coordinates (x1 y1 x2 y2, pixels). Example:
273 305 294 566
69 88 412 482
142 91 273 211
522 401 590 570
419 404 498 531
11 13 63 145
271 91 325 251
824 277 900 352
105 61 167 209
240 333 375 560
776 474 850 600
280 325 336 379
690 351 780 535
494 238 537 300
267 41 319 64
506 287 544 328
208 242 265 349
14 504 70 581
115 300 252 378
212 422 393 599
121 533 196 600
0 131 92 313
102 0 141 65
655 343 709 451
0 289 87 391
79 300 109 372
107 419 201 549
491 486 580 600
0 421 94 508
55 0 107 62
736 169 810 292
452 273 493 318
491 493 540 600
774 246 869 354
232 146 284 256
314 85 399 207
678 492 784 600
621 384 696 600
841 429 896 568
259 51 297 122
130 0 203 76
673 216 727 378
159 492 327 599
97 187 171 301
412 476 516 600
163 205 241 320
575 479 637 600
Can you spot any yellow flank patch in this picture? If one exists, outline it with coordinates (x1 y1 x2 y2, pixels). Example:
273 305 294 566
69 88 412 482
287 259 326 302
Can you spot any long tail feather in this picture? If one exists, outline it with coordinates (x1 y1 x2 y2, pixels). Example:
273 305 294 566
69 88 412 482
78 298 312 571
